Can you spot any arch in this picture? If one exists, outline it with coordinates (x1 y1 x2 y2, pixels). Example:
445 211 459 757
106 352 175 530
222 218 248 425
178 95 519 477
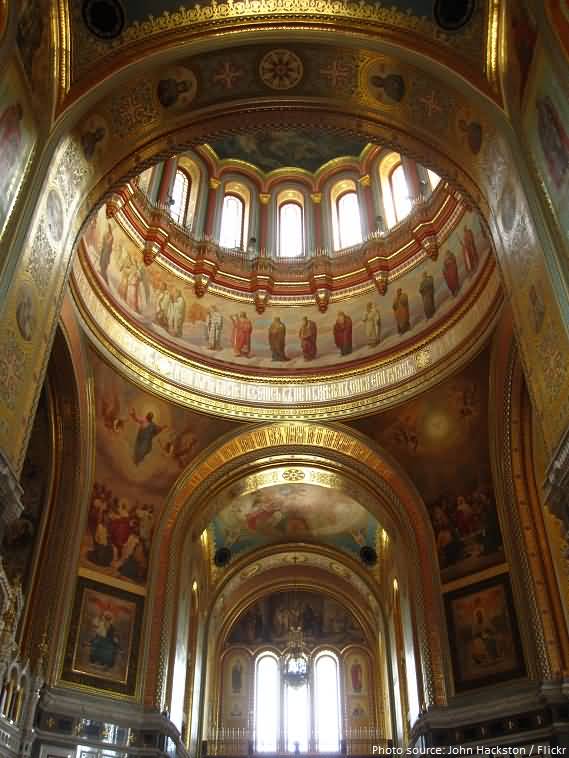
141 422 446 716
171 168 191 226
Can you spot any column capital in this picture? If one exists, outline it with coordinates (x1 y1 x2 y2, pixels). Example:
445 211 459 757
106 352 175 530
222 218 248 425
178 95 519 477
209 177 221 190
358 174 371 188
259 193 271 205
310 192 322 204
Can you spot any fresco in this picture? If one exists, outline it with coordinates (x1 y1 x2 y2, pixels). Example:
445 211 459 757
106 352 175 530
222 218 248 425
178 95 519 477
81 349 235 586
226 590 365 647
445 575 525 691
17 0 50 95
222 652 251 725
524 51 569 247
82 205 491 374
545 1 569 61
506 0 537 108
63 577 143 696
208 131 369 173
212 483 379 559
352 348 504 583
0 60 36 241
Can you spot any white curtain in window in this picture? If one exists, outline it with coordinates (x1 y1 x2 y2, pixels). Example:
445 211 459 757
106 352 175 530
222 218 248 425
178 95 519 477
285 682 309 752
391 164 412 223
337 191 363 249
171 170 189 225
279 202 304 258
255 655 280 752
315 654 341 752
219 194 244 248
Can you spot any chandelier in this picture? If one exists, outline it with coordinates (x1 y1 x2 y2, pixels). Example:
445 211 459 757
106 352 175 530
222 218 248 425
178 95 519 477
282 557 310 689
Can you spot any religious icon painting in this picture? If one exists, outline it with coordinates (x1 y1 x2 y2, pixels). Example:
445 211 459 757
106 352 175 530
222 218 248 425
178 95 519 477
344 650 368 696
63 577 144 696
444 573 525 692
0 59 37 241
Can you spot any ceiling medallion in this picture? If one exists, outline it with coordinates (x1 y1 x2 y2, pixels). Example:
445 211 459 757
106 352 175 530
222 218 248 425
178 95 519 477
259 49 304 90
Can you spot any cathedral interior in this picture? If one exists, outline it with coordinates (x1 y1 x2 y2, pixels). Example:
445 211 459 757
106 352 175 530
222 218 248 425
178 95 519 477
1 0 569 755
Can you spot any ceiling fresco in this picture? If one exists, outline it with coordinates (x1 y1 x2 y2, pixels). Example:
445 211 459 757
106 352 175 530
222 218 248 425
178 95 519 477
64 1 491 96
81 348 236 589
210 482 381 562
206 131 369 173
79 203 492 376
351 347 505 584
226 589 366 647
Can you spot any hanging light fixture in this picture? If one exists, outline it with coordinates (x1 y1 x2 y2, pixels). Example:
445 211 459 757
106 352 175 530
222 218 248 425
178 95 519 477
282 556 310 689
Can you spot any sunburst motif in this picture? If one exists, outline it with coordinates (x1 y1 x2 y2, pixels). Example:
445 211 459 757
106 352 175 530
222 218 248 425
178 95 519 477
259 49 303 90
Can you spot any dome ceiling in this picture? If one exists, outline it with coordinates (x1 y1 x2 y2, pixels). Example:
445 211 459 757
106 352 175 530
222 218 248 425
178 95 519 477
206 131 369 174
210 480 381 565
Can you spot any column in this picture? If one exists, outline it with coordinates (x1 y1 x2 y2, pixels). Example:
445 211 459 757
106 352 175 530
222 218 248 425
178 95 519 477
401 156 422 203
310 192 322 251
204 177 221 238
157 157 179 206
358 174 375 236
259 193 271 254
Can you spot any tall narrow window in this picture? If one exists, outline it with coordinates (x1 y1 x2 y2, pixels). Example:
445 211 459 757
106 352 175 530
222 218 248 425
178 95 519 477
279 202 304 258
285 681 309 752
315 653 341 752
390 164 412 223
171 169 190 225
219 194 245 249
255 654 280 752
337 191 363 249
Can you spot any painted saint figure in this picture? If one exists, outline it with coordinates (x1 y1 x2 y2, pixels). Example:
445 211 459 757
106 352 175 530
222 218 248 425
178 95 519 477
299 316 317 360
231 312 253 357
168 288 186 337
130 409 168 465
419 271 435 319
89 611 120 669
269 317 288 361
443 251 460 296
155 282 171 329
351 660 363 693
362 302 381 347
333 312 353 356
99 223 114 284
461 226 479 274
231 660 243 693
369 73 405 103
392 288 410 334
157 78 192 109
206 305 223 350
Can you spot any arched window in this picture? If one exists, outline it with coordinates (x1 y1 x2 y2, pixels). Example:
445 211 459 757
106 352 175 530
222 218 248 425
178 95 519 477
219 193 245 249
315 652 341 752
171 169 191 226
279 201 304 258
337 190 363 249
389 163 412 224
255 653 280 752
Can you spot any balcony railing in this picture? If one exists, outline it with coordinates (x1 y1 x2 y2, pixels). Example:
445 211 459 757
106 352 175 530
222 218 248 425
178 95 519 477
203 727 391 757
